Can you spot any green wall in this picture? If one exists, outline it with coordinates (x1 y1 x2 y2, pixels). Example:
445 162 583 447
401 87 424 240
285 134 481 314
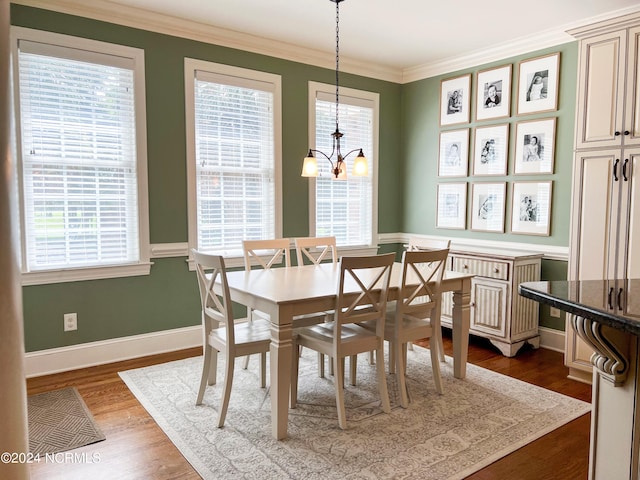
401 42 578 246
12 4 575 351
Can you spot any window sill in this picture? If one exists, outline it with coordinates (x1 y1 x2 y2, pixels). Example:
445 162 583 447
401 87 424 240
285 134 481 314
22 262 153 286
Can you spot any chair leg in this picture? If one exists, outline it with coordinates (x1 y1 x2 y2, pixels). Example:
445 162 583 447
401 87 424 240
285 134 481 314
350 355 357 386
242 355 250 370
376 344 391 414
334 356 347 429
290 345 299 408
407 341 414 351
435 326 445 362
196 344 212 405
318 352 325 378
217 355 235 428
430 339 444 394
396 342 409 408
368 350 375 365
389 342 396 374
260 351 267 388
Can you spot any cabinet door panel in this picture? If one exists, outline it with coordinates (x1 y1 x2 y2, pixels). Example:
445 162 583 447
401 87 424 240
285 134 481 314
621 150 640 277
576 31 626 148
570 150 619 280
471 279 508 338
625 26 640 146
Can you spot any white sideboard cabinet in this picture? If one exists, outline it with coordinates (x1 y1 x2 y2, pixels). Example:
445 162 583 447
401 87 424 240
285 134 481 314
566 12 640 383
440 248 542 357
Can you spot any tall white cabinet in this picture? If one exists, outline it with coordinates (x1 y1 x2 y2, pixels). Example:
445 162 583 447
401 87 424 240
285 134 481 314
566 13 640 383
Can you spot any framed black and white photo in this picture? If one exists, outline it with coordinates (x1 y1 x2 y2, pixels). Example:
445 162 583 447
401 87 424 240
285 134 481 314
517 52 560 115
475 64 511 121
471 182 506 232
510 181 552 236
472 124 509 176
436 183 467 229
514 118 556 174
440 74 471 126
438 129 469 177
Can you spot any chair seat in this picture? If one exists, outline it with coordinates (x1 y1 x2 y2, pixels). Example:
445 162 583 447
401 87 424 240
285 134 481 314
360 314 434 343
209 318 272 353
296 322 380 357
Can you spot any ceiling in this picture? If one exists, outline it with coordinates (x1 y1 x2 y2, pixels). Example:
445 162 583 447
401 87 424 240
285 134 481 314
101 0 640 73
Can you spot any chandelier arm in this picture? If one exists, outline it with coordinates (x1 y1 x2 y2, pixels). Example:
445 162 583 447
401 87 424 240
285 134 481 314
342 148 363 159
309 148 335 166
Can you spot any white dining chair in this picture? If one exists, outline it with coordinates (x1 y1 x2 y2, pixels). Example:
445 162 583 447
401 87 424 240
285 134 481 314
294 236 337 266
294 236 339 378
192 249 271 427
290 253 394 429
407 237 451 361
360 248 448 407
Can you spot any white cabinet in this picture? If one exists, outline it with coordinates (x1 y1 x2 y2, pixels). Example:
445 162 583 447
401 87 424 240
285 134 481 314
566 12 640 383
440 249 542 357
574 24 640 149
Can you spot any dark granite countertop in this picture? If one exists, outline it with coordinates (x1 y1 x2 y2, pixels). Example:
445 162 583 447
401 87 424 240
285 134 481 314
519 280 640 337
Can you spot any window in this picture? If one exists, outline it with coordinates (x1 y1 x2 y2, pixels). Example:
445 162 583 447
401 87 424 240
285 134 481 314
185 59 282 258
308 82 378 247
11 28 150 285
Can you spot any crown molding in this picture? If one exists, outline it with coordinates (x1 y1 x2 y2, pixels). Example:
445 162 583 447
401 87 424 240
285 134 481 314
12 0 640 85
11 0 403 83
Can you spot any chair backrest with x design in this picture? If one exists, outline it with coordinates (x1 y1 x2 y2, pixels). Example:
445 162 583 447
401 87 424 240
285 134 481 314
294 236 337 266
397 248 449 321
242 239 291 271
335 253 395 335
192 249 235 344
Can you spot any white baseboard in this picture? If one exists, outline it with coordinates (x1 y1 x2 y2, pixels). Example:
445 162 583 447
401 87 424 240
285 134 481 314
538 326 565 353
24 326 201 378
24 324 567 378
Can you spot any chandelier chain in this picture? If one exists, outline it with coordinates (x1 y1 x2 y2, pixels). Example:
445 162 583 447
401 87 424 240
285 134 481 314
335 0 340 129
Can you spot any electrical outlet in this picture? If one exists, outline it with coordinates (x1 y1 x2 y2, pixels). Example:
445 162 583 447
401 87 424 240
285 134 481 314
549 307 561 318
64 313 77 331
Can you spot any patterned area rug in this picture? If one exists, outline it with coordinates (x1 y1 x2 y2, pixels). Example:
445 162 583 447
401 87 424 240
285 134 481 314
119 348 590 480
28 387 105 455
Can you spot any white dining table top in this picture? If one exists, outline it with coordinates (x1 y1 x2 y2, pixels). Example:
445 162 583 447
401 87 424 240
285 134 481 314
223 262 472 305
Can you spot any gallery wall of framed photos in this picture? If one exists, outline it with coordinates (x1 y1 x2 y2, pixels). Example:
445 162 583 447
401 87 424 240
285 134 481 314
436 51 560 237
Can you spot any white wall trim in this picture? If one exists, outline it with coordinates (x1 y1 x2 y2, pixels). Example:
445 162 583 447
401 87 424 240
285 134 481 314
150 242 189 258
538 326 566 353
13 0 640 83
24 325 201 378
378 232 569 261
23 321 566 377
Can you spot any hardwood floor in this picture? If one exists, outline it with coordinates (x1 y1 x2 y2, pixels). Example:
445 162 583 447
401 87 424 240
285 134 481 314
27 334 592 480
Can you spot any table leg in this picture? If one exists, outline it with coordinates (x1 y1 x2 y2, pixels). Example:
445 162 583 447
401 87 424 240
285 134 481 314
451 277 471 379
270 305 294 440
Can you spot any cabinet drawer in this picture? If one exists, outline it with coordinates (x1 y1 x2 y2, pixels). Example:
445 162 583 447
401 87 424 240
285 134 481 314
452 256 509 280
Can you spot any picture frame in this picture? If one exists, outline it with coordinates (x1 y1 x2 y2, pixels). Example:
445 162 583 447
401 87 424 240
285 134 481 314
439 74 471 126
475 64 512 121
472 124 509 176
438 129 469 177
514 118 556 174
516 52 560 115
471 182 506 232
510 181 552 236
436 183 467 230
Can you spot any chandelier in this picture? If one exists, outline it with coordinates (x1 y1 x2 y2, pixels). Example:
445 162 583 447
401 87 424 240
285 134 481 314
301 0 368 180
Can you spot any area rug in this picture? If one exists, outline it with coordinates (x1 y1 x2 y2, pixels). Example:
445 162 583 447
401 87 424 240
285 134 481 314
119 348 590 480
28 387 105 455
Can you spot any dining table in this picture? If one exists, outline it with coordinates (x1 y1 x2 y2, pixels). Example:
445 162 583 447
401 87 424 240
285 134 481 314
218 261 474 440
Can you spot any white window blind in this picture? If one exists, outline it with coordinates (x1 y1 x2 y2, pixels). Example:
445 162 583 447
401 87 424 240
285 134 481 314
193 70 276 252
17 42 141 272
315 92 374 246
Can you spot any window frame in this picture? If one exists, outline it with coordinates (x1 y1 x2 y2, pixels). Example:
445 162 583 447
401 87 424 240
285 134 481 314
307 81 379 249
184 58 283 268
11 27 150 286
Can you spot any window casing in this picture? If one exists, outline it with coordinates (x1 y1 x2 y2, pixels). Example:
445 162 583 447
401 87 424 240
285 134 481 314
185 59 282 262
308 82 378 247
11 27 150 285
